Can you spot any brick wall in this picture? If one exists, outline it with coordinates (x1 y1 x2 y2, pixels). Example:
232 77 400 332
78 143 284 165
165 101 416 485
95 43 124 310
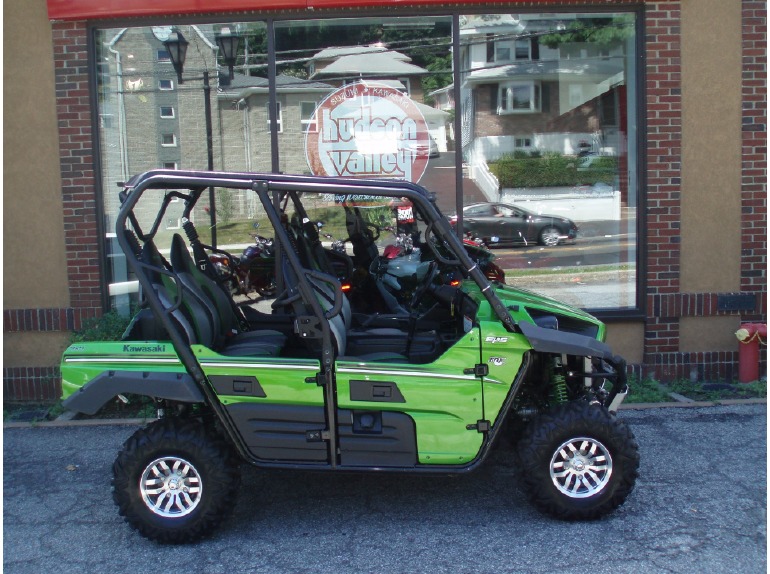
641 0 767 380
643 2 685 376
3 20 103 401
741 0 768 298
54 22 104 311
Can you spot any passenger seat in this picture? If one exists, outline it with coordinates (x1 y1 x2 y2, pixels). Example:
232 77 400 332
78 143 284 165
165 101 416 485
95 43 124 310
143 239 284 357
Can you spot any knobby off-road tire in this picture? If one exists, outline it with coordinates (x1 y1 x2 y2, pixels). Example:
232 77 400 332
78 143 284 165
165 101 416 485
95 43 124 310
112 418 241 544
517 401 639 520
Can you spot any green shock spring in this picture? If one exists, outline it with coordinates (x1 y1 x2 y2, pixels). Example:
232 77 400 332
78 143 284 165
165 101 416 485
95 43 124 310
550 356 568 404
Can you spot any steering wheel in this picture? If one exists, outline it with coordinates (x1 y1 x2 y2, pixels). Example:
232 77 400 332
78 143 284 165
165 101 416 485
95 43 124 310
410 261 440 309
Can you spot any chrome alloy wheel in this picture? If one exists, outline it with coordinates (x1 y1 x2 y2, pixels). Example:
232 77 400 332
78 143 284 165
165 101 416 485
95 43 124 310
540 228 561 247
550 437 613 498
140 456 202 518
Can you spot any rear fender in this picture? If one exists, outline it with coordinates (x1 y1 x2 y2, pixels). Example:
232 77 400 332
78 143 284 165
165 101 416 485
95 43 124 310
62 370 204 415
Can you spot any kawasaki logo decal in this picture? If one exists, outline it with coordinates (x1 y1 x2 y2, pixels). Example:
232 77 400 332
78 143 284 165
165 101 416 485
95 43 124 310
123 344 167 353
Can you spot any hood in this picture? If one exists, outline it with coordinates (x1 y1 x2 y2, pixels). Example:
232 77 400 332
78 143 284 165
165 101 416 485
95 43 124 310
465 281 605 340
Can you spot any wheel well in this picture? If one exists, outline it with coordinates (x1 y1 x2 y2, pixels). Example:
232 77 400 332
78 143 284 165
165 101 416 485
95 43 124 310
508 351 618 433
62 370 205 415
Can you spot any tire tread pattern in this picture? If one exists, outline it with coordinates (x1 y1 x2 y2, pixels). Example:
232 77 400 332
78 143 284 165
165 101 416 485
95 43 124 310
112 418 241 544
517 401 639 520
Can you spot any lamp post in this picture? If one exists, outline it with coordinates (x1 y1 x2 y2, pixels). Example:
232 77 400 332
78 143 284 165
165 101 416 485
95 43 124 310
163 28 240 248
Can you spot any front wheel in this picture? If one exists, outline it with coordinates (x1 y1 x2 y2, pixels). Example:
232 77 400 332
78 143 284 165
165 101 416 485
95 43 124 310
539 226 561 247
517 402 639 520
112 419 241 543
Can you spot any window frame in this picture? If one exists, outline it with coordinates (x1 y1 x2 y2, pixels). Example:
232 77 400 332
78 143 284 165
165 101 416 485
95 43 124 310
267 102 283 133
498 81 541 114
300 101 318 133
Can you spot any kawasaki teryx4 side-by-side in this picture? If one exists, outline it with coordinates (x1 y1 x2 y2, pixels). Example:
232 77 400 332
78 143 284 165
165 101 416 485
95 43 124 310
61 170 639 544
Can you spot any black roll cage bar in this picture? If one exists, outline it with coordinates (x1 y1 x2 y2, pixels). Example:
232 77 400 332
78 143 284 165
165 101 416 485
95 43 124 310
117 169 518 331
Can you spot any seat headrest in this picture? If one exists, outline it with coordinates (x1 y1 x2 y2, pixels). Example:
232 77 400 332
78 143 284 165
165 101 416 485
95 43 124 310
169 233 194 274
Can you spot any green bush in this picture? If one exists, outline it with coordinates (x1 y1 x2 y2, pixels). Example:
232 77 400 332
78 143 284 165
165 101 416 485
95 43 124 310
489 153 618 188
71 309 132 342
624 377 670 403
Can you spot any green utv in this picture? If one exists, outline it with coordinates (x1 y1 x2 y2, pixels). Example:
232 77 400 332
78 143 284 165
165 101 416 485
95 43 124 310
61 170 639 543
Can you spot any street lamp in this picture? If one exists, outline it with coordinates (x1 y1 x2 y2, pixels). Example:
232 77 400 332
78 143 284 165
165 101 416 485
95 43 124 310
163 28 240 247
216 28 241 81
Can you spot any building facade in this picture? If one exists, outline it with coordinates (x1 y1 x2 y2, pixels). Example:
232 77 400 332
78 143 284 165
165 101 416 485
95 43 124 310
3 0 767 400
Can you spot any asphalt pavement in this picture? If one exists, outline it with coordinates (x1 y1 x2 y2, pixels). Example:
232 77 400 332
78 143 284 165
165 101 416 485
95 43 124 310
3 403 767 574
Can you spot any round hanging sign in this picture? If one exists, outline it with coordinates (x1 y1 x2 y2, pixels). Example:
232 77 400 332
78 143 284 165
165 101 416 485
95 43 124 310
305 82 430 183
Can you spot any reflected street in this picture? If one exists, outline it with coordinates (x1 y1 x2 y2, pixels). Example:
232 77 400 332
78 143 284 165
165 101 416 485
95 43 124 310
492 222 636 270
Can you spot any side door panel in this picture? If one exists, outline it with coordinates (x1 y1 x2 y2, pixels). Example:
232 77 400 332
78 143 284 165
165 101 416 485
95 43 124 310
335 328 485 466
196 346 328 463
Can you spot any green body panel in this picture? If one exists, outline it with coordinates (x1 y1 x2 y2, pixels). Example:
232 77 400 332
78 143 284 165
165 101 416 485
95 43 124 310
192 345 323 407
59 284 603 469
477 321 531 427
60 341 184 400
465 281 606 341
336 328 484 465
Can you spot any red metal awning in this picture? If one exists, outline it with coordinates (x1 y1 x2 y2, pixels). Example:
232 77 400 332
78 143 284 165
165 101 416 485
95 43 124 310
47 0 563 21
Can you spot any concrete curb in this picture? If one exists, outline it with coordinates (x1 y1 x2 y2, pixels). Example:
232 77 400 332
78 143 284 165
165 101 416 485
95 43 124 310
4 399 766 429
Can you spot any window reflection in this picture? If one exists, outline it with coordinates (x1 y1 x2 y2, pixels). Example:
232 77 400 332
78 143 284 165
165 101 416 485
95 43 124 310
459 13 637 310
95 12 639 313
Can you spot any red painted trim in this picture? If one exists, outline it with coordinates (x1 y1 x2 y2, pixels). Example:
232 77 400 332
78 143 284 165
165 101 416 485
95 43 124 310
47 0 564 21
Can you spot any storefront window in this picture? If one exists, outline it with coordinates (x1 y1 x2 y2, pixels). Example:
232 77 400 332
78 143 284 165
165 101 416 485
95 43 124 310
94 10 639 314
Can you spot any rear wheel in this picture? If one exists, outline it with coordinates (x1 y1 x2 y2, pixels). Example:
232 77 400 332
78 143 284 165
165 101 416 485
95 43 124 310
112 418 241 543
517 402 639 520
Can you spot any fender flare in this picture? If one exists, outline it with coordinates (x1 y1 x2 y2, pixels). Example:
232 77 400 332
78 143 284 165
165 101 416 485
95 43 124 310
62 370 205 415
518 320 614 360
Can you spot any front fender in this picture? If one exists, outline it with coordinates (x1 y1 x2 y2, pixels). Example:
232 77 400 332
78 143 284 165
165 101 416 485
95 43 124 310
518 320 613 360
62 370 205 415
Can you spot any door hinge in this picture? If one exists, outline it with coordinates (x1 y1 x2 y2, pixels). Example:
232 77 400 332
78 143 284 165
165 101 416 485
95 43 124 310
463 364 489 377
305 429 331 442
466 420 491 433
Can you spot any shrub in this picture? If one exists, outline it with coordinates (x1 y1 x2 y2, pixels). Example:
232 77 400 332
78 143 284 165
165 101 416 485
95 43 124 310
489 153 619 188
71 309 132 342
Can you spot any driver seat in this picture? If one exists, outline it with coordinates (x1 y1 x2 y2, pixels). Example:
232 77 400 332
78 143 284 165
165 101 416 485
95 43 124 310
280 263 407 363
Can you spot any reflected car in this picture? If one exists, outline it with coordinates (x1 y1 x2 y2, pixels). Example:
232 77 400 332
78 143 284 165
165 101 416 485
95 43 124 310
405 136 439 158
449 203 578 247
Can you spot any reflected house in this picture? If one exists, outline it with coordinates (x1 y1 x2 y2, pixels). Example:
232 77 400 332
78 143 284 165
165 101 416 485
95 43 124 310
218 73 334 175
100 25 336 221
99 25 228 228
308 46 429 101
457 14 632 205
